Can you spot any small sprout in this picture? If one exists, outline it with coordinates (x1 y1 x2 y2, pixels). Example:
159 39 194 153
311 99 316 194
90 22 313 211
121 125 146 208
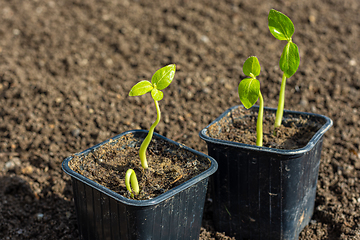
238 56 264 147
125 169 140 198
129 64 176 169
268 9 300 130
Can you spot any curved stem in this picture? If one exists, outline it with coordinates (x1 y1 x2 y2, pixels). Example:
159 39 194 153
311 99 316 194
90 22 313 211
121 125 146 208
274 73 287 130
139 100 161 169
256 92 264 147
125 169 139 198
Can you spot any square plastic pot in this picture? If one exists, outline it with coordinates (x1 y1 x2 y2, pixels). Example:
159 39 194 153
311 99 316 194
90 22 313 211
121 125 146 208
62 130 218 240
199 105 333 240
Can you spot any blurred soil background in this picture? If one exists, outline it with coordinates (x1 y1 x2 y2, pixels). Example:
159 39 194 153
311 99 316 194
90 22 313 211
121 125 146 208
0 0 359 239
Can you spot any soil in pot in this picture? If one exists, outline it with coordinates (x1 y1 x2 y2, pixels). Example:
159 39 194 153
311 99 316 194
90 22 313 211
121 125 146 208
207 106 324 149
69 132 211 200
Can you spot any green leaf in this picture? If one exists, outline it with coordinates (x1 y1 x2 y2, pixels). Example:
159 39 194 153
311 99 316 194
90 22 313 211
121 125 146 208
243 56 261 77
151 64 176 90
280 42 300 78
238 78 260 109
151 88 164 101
268 9 294 41
129 80 153 96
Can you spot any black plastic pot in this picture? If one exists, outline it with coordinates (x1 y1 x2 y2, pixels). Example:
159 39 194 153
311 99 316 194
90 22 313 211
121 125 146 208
199 105 333 240
62 130 218 240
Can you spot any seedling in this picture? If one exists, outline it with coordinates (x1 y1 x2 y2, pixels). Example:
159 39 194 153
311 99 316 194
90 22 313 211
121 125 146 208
238 56 264 147
268 9 300 130
125 169 139 198
129 64 176 169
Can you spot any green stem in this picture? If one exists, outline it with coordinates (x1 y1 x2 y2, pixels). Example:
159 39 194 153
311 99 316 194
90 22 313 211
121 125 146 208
139 100 161 169
256 92 264 147
274 73 287 130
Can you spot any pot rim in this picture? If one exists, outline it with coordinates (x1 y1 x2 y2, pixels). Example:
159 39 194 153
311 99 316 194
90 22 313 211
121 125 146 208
199 105 333 155
62 130 218 207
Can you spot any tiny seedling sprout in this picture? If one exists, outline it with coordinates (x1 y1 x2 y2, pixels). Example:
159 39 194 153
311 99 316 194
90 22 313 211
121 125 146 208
129 64 176 169
125 169 139 198
238 56 264 147
268 9 300 131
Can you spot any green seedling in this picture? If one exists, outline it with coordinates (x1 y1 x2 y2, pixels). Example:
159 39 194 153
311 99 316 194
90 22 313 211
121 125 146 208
129 64 176 169
125 169 139 198
268 9 300 130
238 56 264 147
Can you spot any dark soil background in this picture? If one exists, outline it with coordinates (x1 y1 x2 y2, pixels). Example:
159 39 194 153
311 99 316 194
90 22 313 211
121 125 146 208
0 0 359 239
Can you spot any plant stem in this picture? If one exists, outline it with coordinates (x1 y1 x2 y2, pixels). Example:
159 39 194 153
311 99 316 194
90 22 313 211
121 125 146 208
256 92 264 147
274 73 287 130
139 99 161 169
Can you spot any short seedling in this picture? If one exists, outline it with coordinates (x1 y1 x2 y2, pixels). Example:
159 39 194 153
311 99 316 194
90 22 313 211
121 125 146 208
268 9 300 131
125 64 176 197
125 169 139 198
238 56 264 147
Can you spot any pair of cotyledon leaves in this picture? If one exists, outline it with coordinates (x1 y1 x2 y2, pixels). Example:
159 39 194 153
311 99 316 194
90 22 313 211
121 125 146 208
129 64 176 101
239 9 300 109
239 57 261 109
269 9 300 78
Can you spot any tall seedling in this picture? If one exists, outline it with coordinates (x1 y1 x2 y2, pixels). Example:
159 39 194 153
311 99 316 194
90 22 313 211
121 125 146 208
126 64 176 197
238 56 264 147
129 64 176 169
268 9 300 131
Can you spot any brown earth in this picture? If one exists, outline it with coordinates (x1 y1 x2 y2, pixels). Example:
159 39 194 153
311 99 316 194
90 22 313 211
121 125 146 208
69 131 211 200
0 0 359 239
206 105 324 149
